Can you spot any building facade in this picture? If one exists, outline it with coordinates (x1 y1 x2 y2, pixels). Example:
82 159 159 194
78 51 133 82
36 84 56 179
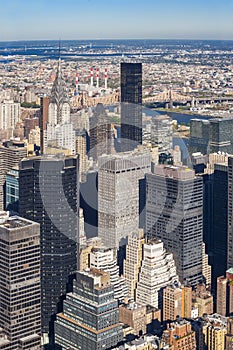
146 165 203 286
121 62 142 152
19 155 79 333
54 269 123 350
0 213 41 349
98 150 151 249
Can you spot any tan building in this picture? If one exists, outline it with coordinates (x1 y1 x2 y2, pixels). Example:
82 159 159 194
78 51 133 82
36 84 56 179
163 285 183 322
225 317 233 350
163 285 192 322
217 276 227 316
192 283 213 317
202 242 212 289
75 130 89 181
203 322 227 350
162 318 196 350
124 229 145 299
28 125 40 147
119 301 147 336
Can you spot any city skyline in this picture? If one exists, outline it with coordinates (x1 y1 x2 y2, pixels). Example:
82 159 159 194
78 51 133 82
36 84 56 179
1 0 233 41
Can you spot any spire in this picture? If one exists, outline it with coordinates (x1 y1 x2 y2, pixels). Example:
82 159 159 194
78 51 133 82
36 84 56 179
50 40 70 124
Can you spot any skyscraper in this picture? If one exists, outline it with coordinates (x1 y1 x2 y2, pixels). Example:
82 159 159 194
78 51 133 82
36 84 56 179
135 239 179 309
89 103 112 161
54 269 123 350
146 165 203 286
151 115 173 153
228 157 233 268
98 149 151 249
43 59 75 154
19 155 79 334
121 62 142 152
0 140 27 211
0 212 41 349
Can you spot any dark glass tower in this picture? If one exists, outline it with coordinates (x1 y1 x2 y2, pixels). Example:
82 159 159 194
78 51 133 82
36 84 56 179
120 62 142 152
146 165 203 286
19 155 79 334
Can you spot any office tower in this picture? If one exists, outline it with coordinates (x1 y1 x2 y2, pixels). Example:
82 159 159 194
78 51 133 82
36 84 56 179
43 59 75 154
54 269 123 350
90 246 128 301
151 115 173 153
121 62 142 152
75 129 89 181
98 149 151 249
189 117 233 155
0 212 41 349
162 318 196 349
19 155 79 333
172 145 182 166
228 157 233 268
136 239 179 309
0 100 20 130
189 119 210 155
146 165 203 286
124 229 145 299
225 317 233 350
5 167 19 213
39 96 50 153
89 103 112 161
0 141 27 211
182 286 192 318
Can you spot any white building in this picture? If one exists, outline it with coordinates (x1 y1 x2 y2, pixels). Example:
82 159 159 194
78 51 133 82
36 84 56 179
90 246 128 301
136 239 179 309
44 59 75 155
0 100 20 130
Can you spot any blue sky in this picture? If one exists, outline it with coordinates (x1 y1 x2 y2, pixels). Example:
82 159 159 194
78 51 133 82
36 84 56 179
1 0 233 41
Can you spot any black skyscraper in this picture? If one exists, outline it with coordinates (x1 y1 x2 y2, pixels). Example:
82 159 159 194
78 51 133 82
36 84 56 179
19 155 79 334
121 62 142 152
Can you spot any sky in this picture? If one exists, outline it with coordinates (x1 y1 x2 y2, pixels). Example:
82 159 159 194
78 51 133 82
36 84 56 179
1 0 233 41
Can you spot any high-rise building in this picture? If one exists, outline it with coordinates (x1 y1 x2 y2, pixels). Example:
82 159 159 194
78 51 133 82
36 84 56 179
89 103 112 161
39 96 50 154
121 62 142 152
19 155 79 333
54 269 123 350
43 59 75 154
98 149 151 249
151 115 173 153
75 129 89 181
189 117 233 155
5 167 19 213
136 239 179 309
146 165 203 286
0 141 27 211
228 157 233 268
0 212 41 349
192 283 213 317
90 246 128 301
124 229 145 299
0 100 20 131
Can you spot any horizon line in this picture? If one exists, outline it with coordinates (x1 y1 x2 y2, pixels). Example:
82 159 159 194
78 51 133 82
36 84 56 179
1 37 233 43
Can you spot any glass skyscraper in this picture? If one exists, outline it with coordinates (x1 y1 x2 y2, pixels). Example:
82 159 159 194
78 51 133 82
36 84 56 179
19 155 79 334
120 62 142 152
